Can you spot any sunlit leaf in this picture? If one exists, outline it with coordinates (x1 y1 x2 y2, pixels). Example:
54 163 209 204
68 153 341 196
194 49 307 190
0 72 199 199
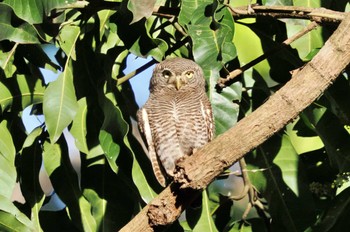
43 66 78 143
0 4 39 44
0 82 12 112
192 191 218 232
185 2 241 134
0 195 34 232
128 0 156 23
58 25 80 61
0 120 16 199
70 97 89 154
3 0 78 24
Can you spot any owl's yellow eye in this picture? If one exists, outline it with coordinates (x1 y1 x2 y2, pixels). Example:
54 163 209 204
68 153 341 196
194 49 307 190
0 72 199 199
162 70 172 78
185 71 194 79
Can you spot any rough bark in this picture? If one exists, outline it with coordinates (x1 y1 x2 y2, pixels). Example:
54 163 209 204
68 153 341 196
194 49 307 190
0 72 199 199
120 13 350 232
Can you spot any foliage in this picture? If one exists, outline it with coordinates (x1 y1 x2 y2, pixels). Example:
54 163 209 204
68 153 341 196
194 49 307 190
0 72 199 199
0 0 349 231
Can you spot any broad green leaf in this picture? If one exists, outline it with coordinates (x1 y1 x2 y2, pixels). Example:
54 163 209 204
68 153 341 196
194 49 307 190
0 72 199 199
0 47 17 77
99 130 120 173
43 140 97 232
272 135 299 195
128 0 156 23
286 119 324 155
0 82 12 112
58 25 80 61
3 0 78 24
83 189 107 231
17 74 45 109
43 66 78 143
70 98 89 154
302 106 350 172
0 120 16 199
192 191 218 232
99 91 157 202
185 2 241 134
0 74 45 112
0 4 39 44
247 134 316 231
98 93 123 173
0 195 34 232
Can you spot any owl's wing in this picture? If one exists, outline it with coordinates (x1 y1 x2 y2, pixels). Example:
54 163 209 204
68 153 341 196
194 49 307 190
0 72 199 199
137 108 167 187
201 98 215 141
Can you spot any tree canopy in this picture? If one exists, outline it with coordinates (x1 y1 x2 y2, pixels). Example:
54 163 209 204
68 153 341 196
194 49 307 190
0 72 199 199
0 0 349 231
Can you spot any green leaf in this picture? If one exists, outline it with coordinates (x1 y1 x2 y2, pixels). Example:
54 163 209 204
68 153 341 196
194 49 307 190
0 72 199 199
3 0 78 24
98 93 124 173
0 120 16 199
302 106 350 172
184 2 241 134
99 130 120 173
43 139 97 232
247 134 316 231
0 4 40 44
58 25 80 61
0 74 45 112
83 189 107 231
272 135 299 195
286 119 324 155
0 195 34 232
0 82 12 112
128 0 156 23
43 66 78 143
192 191 218 232
70 98 89 154
0 47 17 77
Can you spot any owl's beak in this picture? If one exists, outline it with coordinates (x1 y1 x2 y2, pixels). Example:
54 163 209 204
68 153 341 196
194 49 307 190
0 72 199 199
175 76 182 90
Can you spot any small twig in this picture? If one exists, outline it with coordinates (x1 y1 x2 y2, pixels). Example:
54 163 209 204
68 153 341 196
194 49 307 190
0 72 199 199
1 43 19 71
117 37 190 86
226 5 345 23
117 59 157 86
216 21 319 90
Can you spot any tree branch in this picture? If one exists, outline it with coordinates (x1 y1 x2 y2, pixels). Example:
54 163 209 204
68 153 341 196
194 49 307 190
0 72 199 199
120 12 350 231
217 21 319 90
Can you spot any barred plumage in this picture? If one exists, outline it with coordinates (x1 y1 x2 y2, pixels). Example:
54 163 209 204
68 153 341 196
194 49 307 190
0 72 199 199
137 57 214 187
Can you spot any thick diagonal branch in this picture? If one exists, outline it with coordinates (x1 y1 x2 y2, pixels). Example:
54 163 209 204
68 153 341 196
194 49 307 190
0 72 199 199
120 13 350 232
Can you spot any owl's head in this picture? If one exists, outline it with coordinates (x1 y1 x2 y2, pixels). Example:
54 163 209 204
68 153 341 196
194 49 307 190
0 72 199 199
150 57 206 92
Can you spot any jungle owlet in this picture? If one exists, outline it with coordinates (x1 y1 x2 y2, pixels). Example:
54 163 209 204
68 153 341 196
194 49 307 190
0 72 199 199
137 57 215 187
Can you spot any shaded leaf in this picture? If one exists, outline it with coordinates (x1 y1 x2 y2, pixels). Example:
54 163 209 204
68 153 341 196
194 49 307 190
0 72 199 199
192 191 218 232
42 139 97 231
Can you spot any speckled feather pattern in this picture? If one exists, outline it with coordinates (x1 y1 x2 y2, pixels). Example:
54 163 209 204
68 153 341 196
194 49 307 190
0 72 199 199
137 58 215 187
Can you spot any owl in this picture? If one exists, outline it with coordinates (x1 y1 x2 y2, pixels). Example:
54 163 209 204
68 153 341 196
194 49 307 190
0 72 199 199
137 57 215 187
